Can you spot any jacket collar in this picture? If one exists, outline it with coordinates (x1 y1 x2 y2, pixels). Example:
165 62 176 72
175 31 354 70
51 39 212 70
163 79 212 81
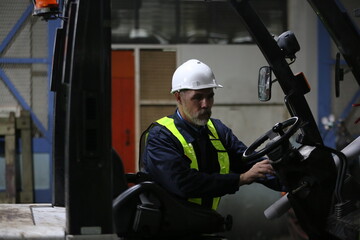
172 109 214 142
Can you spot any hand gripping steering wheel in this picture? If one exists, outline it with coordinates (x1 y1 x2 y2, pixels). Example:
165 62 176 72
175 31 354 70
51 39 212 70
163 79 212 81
242 117 300 161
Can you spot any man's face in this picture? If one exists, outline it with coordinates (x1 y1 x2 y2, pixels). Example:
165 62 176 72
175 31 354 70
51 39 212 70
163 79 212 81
176 88 214 126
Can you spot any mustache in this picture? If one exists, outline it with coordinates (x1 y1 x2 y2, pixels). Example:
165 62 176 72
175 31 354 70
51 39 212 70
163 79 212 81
198 109 212 117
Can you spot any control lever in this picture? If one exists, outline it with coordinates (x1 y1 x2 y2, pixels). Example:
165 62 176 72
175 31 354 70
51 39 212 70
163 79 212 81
264 193 291 219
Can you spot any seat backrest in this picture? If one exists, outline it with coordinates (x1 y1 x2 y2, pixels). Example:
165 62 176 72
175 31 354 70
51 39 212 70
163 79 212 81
138 124 153 172
112 148 128 198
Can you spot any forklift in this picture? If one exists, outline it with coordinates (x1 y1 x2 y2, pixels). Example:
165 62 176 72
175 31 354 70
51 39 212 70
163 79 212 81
25 0 360 239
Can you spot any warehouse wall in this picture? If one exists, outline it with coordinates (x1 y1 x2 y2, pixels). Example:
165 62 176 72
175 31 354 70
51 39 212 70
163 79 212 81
288 0 319 120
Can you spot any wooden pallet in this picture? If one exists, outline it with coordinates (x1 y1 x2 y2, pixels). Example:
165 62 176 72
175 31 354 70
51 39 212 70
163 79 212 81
0 110 34 203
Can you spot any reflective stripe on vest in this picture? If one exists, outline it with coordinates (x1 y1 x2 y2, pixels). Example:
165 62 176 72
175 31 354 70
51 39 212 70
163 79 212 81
156 116 230 210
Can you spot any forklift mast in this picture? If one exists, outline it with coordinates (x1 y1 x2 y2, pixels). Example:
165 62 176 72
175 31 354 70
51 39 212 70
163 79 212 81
50 0 113 235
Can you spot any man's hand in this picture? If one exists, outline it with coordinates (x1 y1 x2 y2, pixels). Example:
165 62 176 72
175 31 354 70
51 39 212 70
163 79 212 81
239 159 275 186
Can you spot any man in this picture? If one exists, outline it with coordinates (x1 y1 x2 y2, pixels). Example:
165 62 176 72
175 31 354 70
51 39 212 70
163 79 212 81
142 59 283 210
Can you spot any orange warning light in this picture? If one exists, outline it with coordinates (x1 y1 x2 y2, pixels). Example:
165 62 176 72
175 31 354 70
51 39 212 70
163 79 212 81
35 0 58 8
33 0 60 20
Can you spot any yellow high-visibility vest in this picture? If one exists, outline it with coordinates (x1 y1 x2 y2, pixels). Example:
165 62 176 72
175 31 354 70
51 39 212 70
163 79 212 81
156 116 230 210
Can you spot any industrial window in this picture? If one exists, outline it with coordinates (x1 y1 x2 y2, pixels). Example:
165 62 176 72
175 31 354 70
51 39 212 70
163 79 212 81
111 0 287 44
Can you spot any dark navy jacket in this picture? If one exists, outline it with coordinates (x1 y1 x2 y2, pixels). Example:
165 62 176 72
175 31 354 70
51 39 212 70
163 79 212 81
142 110 283 206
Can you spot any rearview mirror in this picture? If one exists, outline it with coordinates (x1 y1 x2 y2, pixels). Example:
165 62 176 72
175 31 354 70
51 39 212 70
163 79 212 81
258 66 272 101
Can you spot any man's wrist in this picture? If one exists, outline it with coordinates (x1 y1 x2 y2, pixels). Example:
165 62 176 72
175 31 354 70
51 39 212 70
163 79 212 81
239 173 248 186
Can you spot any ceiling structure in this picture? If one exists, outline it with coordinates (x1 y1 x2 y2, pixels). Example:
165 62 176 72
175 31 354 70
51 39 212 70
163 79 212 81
110 0 288 44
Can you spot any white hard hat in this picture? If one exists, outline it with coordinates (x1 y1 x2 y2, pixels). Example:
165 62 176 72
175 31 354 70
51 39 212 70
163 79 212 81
170 59 223 93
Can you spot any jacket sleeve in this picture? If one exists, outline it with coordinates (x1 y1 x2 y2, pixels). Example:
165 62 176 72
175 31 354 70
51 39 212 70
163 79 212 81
142 124 241 199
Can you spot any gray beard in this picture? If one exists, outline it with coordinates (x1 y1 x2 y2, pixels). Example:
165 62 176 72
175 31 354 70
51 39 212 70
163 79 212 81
183 108 211 126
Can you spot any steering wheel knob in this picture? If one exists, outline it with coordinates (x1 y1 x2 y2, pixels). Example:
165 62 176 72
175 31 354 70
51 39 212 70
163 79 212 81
273 122 285 135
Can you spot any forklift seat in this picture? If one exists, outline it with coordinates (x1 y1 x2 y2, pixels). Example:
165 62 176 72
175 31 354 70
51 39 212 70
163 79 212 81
112 144 231 239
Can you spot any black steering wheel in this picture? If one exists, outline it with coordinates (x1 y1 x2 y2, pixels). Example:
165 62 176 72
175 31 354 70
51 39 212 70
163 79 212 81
243 117 300 161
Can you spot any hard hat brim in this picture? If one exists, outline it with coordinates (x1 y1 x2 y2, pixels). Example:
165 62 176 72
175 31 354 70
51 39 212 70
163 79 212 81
170 83 223 93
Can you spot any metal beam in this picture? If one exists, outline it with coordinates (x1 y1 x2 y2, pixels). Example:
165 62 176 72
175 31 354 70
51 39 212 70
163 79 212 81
0 68 48 139
0 58 48 64
0 4 33 54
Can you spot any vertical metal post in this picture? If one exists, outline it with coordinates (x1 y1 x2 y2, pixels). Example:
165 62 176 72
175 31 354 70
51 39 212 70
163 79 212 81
64 0 113 235
3 113 16 203
17 110 34 203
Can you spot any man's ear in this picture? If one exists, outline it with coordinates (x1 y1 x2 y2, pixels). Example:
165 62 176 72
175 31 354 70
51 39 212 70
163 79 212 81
174 91 182 104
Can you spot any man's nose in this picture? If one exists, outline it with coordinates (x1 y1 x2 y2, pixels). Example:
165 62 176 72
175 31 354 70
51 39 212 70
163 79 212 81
200 98 210 108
